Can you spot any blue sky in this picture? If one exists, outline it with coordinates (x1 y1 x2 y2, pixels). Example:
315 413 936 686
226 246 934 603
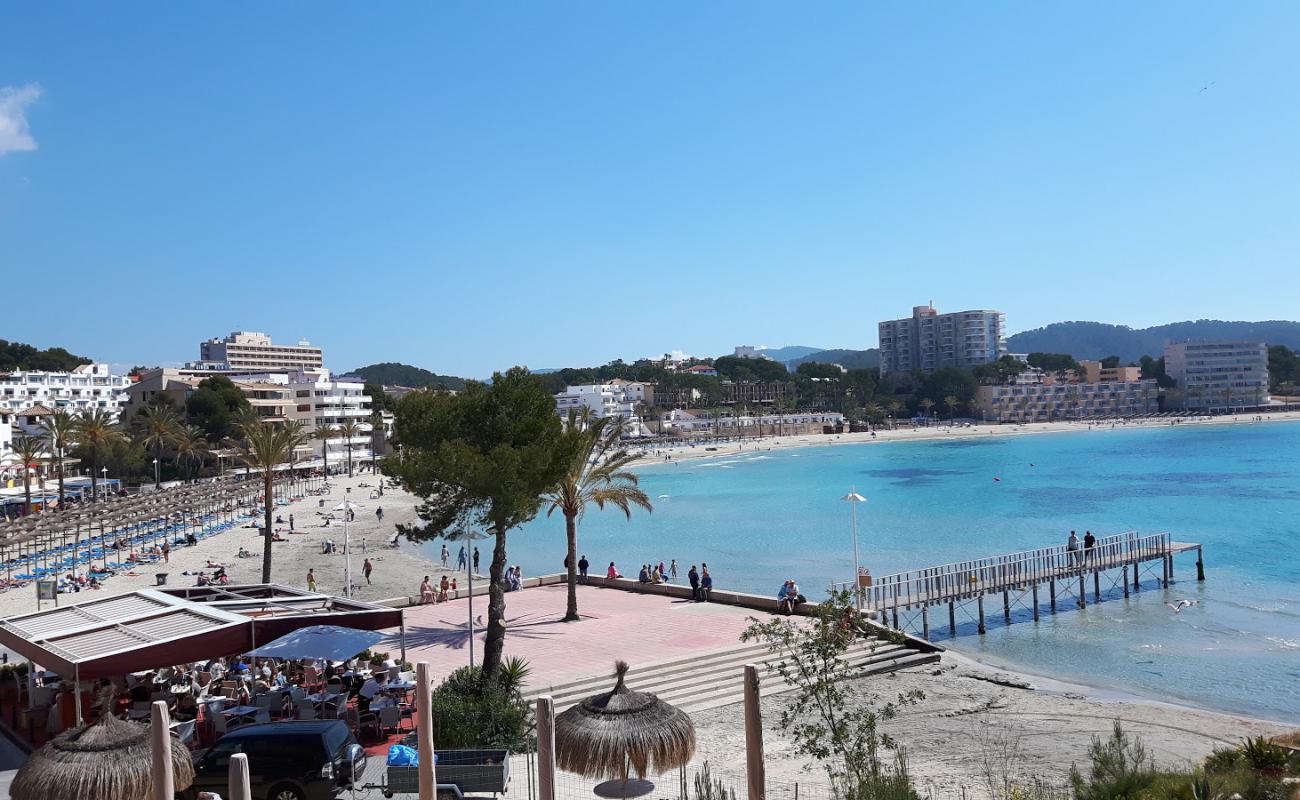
2 3 1298 378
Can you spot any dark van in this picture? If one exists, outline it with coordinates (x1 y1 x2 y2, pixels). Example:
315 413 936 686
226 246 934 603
180 720 367 800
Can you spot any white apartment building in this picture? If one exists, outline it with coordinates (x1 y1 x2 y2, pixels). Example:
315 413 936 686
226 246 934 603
661 409 844 435
879 304 1006 375
191 331 323 374
0 364 132 420
283 370 374 466
977 378 1159 422
1164 340 1270 410
554 382 651 437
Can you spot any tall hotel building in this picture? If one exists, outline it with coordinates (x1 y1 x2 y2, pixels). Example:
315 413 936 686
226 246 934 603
195 331 323 374
1163 340 1270 410
878 305 1006 375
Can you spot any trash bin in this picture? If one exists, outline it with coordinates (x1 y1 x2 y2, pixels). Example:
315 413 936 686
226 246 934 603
319 499 325 508
156 573 169 586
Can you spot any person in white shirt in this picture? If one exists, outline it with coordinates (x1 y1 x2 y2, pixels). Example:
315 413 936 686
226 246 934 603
358 671 387 711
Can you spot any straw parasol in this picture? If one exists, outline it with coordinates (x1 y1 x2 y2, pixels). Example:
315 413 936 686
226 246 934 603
555 661 696 788
9 711 194 800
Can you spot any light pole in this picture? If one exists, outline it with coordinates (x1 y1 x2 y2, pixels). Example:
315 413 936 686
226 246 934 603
447 529 489 670
153 458 160 489
100 466 108 500
842 489 867 610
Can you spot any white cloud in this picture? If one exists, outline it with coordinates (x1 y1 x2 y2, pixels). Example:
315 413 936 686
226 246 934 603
0 84 42 156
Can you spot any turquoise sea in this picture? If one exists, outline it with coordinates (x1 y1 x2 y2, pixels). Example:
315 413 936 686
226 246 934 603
439 421 1300 721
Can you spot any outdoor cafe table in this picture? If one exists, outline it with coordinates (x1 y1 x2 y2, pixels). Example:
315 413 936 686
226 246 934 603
305 692 342 704
221 705 260 718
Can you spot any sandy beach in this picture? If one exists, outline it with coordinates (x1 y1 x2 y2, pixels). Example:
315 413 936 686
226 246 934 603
2 415 1296 792
688 650 1289 798
626 409 1300 467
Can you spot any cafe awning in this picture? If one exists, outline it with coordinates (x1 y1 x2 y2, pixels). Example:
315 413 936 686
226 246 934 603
0 584 403 680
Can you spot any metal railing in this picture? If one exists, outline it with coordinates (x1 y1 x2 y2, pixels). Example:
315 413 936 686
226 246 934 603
831 531 1171 612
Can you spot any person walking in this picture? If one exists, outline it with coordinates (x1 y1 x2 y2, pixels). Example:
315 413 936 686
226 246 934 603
376 507 384 523
688 564 700 601
289 514 295 532
441 544 449 568
363 558 373 584
472 547 480 574
162 542 170 563
307 569 317 592
457 546 467 570
578 554 589 583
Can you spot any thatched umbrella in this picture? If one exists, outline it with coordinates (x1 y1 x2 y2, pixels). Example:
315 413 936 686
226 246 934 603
10 711 194 800
555 661 696 795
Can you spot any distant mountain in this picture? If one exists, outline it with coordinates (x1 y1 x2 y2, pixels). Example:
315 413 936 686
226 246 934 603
349 362 467 391
1007 320 1300 362
758 345 827 363
790 348 880 370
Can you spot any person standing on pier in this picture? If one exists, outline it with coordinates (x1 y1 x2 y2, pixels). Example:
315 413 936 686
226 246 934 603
688 564 700 601
1067 531 1081 566
441 544 449 568
1083 531 1096 564
578 554 589 583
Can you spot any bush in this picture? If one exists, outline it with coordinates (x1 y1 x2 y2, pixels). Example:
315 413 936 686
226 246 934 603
1203 747 1241 774
1068 722 1157 800
422 664 534 752
1240 737 1289 772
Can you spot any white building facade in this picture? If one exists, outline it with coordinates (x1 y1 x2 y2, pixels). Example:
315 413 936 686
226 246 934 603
0 364 132 419
554 382 651 437
879 305 1006 375
283 371 374 466
1163 340 1270 410
977 378 1159 422
191 331 324 374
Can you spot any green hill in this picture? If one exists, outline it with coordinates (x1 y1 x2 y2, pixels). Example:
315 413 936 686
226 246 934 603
790 348 880 370
0 339 92 372
1007 320 1300 362
348 362 467 391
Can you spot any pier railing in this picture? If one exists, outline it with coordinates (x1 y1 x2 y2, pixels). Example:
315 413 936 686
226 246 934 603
832 531 1172 612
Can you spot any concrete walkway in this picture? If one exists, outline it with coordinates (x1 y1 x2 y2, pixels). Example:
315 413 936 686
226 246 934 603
388 583 773 690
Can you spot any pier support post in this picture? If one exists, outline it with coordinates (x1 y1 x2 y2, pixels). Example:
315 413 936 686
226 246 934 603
1049 578 1057 613
1078 574 1086 608
921 606 929 639
1123 565 1129 598
891 606 899 630
977 595 986 634
1002 588 1011 622
1162 555 1170 588
1196 547 1205 581
1031 584 1039 621
1133 563 1140 591
1093 571 1100 603
948 602 956 636
1168 554 1174 581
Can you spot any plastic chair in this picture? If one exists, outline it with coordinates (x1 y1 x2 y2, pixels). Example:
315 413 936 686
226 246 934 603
378 705 403 734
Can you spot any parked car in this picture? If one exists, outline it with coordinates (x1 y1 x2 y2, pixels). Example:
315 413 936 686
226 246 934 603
179 720 367 800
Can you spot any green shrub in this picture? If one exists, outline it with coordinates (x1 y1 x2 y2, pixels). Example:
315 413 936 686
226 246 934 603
1240 737 1289 772
692 762 736 800
1203 747 1241 774
421 664 534 752
1068 722 1157 800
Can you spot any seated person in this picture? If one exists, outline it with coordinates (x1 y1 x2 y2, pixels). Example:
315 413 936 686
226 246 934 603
173 692 198 722
607 562 622 580
438 575 450 602
357 671 388 711
419 577 435 605
638 564 651 583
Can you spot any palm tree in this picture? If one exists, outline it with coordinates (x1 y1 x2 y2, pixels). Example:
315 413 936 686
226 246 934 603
886 399 903 429
943 395 960 420
231 418 298 582
172 425 210 483
134 404 181 488
313 425 337 475
337 419 362 477
545 411 653 622
73 409 126 501
12 435 47 515
863 402 884 427
43 410 77 510
919 398 935 422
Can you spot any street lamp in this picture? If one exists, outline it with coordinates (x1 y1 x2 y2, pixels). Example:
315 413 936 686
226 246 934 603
334 489 360 597
841 489 867 610
153 458 160 489
99 466 108 500
446 529 489 670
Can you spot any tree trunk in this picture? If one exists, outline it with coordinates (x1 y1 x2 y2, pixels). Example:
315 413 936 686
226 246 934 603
22 474 31 516
89 452 98 502
481 525 509 687
346 443 353 478
322 443 329 476
261 473 274 582
56 456 65 511
563 511 579 622
155 442 163 489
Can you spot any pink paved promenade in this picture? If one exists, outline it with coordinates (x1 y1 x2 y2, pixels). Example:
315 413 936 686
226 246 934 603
386 583 770 690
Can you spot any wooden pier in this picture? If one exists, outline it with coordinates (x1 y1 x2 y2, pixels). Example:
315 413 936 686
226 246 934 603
833 532 1204 640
